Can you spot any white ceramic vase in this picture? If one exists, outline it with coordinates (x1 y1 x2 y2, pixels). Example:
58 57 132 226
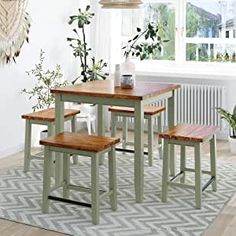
120 57 135 89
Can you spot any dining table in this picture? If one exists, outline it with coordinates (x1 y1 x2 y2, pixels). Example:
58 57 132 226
51 79 180 203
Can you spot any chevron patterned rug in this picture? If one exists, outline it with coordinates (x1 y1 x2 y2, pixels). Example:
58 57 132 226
0 153 236 236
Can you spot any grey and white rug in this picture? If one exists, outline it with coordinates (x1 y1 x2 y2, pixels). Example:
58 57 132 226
0 153 235 236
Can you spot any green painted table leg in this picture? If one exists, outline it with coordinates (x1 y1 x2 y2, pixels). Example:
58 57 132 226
168 92 176 176
180 145 186 183
71 116 78 165
42 147 53 213
147 116 153 166
122 117 128 150
63 153 70 199
97 104 105 165
108 147 117 211
55 94 64 186
24 120 32 172
91 154 99 225
210 135 217 192
134 101 144 203
195 143 202 209
162 139 169 202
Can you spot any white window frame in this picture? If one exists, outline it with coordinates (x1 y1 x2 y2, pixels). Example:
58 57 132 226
121 0 236 67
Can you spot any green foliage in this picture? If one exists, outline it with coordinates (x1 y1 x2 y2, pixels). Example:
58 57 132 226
21 50 68 112
216 105 236 138
67 5 108 84
122 22 169 60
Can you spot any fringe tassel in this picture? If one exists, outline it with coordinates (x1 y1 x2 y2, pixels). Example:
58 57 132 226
0 9 31 65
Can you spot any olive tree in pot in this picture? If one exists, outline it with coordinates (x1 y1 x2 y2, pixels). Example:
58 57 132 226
217 105 236 154
21 49 68 140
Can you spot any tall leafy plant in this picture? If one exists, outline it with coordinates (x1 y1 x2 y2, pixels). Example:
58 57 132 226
67 5 108 84
21 50 68 111
217 105 236 138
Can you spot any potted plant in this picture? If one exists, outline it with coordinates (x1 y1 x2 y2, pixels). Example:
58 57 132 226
217 105 236 154
67 5 108 131
121 23 169 88
21 49 68 138
67 5 108 84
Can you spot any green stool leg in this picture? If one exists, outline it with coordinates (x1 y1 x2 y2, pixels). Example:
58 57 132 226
91 155 100 225
180 145 186 183
157 115 163 159
122 117 128 150
111 113 117 138
169 144 176 176
71 116 78 165
210 135 217 192
195 143 202 209
108 147 117 211
162 139 169 202
147 116 153 166
63 153 70 198
24 120 32 172
47 124 55 178
42 146 53 213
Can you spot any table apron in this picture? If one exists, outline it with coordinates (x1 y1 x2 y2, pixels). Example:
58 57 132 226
60 91 173 107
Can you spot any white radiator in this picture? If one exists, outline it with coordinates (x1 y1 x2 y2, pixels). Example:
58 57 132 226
119 83 225 131
153 83 225 131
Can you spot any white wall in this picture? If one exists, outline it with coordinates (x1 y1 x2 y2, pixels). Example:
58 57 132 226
0 0 87 158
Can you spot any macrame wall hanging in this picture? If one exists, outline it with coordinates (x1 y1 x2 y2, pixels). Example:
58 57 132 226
0 0 31 64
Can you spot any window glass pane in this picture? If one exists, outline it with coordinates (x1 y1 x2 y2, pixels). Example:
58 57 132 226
186 0 236 38
121 1 175 60
186 43 236 62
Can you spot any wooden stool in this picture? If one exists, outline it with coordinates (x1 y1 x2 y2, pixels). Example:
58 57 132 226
40 132 120 225
160 124 218 209
109 106 165 166
22 108 80 172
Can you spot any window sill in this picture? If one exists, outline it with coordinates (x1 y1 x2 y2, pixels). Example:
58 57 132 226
135 61 236 81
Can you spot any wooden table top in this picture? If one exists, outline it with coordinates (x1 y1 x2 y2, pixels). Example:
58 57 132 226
51 80 180 100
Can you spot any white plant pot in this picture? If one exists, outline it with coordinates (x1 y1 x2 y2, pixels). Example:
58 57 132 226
229 136 236 154
40 129 48 140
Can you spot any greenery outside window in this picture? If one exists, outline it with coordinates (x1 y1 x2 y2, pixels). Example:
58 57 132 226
120 0 236 63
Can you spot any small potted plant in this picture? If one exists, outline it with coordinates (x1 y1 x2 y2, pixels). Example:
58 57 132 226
21 49 68 138
217 105 236 154
121 23 168 88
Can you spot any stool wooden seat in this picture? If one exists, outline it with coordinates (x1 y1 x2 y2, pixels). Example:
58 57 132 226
21 108 80 174
40 132 120 225
160 124 218 209
22 108 80 122
109 106 165 166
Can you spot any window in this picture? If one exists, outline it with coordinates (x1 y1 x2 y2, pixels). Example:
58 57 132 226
185 0 236 62
120 0 236 63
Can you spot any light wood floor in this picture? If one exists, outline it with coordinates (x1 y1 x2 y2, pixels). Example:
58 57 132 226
0 133 235 236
